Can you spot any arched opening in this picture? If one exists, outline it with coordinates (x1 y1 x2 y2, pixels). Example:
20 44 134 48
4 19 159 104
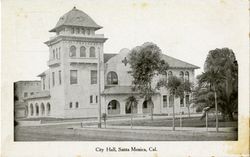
142 100 154 113
69 45 76 57
46 103 51 115
125 103 138 114
41 103 45 116
107 71 118 85
185 71 189 81
25 105 29 117
168 71 173 80
80 46 86 57
89 47 95 57
179 71 184 81
107 100 120 115
35 103 39 116
30 104 34 116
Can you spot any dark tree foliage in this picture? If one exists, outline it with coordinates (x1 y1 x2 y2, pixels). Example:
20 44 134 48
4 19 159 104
128 42 169 119
195 48 238 121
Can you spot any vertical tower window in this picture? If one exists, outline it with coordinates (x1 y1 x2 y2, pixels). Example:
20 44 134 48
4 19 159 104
96 95 98 103
69 102 72 108
90 95 93 103
91 70 97 84
42 76 46 90
80 46 86 57
81 28 85 34
69 45 76 57
59 70 62 85
89 47 96 57
185 71 189 82
58 47 61 59
163 95 167 107
70 70 77 84
76 102 79 108
53 50 55 59
52 72 55 86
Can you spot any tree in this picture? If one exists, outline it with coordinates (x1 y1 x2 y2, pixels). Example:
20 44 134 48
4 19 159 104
157 76 191 131
196 48 238 132
125 96 138 129
128 42 169 120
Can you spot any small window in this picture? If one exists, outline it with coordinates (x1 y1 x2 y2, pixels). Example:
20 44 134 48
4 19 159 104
30 92 34 96
80 46 86 57
91 70 97 84
76 28 80 34
58 48 61 59
52 72 55 86
69 102 72 108
179 71 184 81
90 95 93 103
180 97 184 107
81 28 85 34
53 50 55 59
96 95 98 103
69 46 76 57
169 95 174 107
76 102 79 108
42 77 46 90
70 70 77 84
185 71 189 82
185 95 190 107
59 70 62 85
56 48 58 59
87 29 90 35
89 47 95 57
168 71 173 78
163 95 167 107
71 27 74 34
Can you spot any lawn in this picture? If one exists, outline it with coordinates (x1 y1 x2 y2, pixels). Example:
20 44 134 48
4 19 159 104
107 116 238 128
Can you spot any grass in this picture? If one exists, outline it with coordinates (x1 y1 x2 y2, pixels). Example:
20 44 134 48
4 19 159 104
107 116 238 128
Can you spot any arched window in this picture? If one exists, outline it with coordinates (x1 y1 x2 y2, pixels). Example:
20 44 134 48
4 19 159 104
107 71 118 85
35 103 39 116
185 71 189 81
76 102 79 108
69 102 72 108
89 47 95 57
41 103 45 115
179 71 184 81
80 46 86 57
46 103 51 115
168 71 173 79
69 46 76 57
30 104 34 116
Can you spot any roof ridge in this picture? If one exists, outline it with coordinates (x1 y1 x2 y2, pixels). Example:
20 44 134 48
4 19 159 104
162 54 200 69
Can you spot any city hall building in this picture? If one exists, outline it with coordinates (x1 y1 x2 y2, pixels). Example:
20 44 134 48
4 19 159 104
24 7 199 118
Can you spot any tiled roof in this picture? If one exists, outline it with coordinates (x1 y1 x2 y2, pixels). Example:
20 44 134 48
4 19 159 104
162 54 200 69
104 53 117 63
24 91 50 100
50 7 102 32
103 52 199 69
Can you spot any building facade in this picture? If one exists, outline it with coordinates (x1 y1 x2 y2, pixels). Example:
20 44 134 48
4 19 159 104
24 7 199 119
14 81 41 119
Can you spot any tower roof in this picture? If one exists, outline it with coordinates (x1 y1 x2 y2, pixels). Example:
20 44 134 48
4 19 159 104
49 7 102 32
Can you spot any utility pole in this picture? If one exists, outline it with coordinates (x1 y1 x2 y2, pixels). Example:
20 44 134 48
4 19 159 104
97 48 102 128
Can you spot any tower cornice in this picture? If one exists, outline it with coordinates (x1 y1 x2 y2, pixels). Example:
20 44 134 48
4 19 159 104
44 35 108 46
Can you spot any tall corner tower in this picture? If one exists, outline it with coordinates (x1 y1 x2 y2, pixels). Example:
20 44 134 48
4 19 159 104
44 7 107 118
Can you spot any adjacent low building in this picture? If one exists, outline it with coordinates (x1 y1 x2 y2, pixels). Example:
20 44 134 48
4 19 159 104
21 7 199 119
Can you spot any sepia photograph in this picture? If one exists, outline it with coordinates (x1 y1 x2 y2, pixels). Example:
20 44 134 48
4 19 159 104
2 0 249 156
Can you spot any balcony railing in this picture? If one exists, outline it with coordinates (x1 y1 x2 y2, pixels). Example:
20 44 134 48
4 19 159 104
68 57 98 64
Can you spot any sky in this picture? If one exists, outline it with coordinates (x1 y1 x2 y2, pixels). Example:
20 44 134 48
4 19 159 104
2 0 249 82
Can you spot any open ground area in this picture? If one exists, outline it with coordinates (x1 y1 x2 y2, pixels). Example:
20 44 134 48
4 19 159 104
15 115 237 141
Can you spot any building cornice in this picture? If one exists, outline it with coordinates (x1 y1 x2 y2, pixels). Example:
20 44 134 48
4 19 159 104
44 35 108 46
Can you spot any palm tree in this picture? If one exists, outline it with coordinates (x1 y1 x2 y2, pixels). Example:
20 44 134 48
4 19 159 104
125 96 138 129
157 76 183 131
198 70 224 132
